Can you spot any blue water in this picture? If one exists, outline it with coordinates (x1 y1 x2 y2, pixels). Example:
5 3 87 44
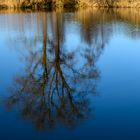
0 9 140 140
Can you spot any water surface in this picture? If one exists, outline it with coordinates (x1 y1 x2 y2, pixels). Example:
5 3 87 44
0 8 140 140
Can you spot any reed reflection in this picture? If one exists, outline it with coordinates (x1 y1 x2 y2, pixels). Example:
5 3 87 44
5 11 100 130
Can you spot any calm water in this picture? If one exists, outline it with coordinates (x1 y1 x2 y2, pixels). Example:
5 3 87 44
0 8 140 140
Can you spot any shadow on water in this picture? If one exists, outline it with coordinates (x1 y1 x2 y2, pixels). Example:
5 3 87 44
1 8 140 131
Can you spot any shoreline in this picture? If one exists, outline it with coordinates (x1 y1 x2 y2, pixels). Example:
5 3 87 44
0 1 140 10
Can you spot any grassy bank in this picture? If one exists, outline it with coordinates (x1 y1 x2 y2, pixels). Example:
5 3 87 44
0 0 140 9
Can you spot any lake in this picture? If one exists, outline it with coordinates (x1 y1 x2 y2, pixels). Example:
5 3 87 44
0 8 140 140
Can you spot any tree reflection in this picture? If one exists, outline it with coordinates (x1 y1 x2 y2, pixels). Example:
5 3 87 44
2 8 140 130
5 11 100 130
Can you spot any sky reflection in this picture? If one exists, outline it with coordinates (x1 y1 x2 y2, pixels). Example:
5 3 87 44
0 8 140 140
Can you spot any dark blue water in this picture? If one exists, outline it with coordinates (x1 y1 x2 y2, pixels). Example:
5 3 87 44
0 9 140 140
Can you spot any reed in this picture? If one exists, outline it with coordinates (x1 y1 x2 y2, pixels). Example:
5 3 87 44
0 0 140 9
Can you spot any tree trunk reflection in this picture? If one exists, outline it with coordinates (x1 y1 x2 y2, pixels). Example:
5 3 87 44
5 11 99 130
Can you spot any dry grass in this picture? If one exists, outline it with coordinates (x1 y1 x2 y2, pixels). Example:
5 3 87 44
0 0 140 8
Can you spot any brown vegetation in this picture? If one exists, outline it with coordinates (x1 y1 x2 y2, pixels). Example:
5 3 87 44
0 0 140 9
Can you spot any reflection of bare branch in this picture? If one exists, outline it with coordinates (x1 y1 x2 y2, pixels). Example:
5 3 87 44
5 11 100 130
